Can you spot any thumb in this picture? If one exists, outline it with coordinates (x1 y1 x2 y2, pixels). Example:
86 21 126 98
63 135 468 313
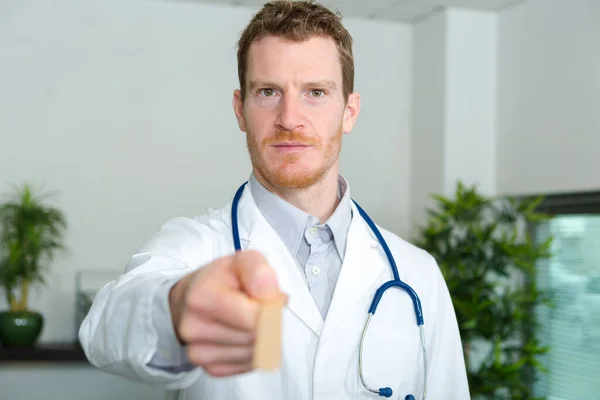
232 250 282 301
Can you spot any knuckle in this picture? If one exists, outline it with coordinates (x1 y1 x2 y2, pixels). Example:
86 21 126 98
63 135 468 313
177 321 191 343
186 347 203 366
178 312 214 343
197 346 218 366
186 283 219 316
177 313 197 343
205 365 223 377
186 345 207 366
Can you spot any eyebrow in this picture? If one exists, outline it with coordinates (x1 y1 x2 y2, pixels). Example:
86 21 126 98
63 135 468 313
303 80 337 91
248 79 337 92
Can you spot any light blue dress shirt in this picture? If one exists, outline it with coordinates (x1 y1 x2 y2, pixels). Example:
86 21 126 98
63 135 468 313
247 174 352 318
147 174 353 370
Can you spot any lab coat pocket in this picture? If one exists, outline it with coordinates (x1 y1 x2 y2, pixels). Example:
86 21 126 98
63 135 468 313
357 325 424 399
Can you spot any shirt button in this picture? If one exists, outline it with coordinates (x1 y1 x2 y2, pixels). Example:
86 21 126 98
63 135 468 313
311 267 320 276
309 227 318 235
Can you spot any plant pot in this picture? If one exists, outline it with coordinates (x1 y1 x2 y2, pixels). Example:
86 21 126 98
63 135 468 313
0 310 44 348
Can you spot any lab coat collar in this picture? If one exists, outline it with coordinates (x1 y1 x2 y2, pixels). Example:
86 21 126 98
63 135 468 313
234 184 324 337
233 183 387 339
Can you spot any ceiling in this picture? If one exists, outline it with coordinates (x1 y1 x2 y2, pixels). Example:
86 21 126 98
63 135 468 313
186 0 528 23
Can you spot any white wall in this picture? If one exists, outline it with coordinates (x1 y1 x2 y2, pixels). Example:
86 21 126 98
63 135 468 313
340 18 413 241
497 0 600 195
444 9 497 196
0 0 412 398
410 8 497 235
410 10 446 233
412 0 600 205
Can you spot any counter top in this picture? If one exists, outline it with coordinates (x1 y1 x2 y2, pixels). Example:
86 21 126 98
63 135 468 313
0 342 88 363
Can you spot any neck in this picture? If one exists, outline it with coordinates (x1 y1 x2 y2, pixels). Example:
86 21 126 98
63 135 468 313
254 168 340 223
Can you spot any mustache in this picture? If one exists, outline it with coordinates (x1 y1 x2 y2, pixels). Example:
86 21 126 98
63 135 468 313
263 130 320 147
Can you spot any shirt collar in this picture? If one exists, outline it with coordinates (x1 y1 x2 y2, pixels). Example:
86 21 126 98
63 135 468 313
248 173 352 260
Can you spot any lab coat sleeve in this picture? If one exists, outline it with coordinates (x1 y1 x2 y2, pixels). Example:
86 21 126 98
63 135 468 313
78 217 213 390
145 276 194 373
425 256 472 400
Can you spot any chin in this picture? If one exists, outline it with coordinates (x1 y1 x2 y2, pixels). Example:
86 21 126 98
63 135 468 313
262 164 326 189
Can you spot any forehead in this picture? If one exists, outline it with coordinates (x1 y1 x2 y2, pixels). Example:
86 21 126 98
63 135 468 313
246 35 342 84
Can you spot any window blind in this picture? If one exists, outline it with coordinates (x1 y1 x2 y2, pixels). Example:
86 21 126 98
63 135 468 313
533 214 600 400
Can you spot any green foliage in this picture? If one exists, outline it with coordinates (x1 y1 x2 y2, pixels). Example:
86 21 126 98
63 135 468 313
413 181 553 399
0 183 67 311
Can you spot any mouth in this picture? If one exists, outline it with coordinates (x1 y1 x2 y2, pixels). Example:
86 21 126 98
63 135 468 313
271 142 312 153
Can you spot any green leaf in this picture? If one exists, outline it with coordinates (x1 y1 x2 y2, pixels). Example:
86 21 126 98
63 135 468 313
462 319 477 330
0 183 68 306
411 181 552 399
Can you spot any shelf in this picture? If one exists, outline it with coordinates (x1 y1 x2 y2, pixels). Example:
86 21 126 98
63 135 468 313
0 342 89 364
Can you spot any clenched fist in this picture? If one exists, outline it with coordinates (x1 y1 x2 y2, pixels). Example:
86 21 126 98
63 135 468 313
168 250 284 377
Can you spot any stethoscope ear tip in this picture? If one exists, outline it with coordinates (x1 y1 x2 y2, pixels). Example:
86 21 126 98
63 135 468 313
404 395 416 400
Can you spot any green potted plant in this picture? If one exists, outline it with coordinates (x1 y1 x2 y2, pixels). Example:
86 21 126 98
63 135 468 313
0 183 67 347
413 181 553 399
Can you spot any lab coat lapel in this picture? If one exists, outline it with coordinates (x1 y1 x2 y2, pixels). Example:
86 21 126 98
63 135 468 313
235 185 324 337
321 202 388 338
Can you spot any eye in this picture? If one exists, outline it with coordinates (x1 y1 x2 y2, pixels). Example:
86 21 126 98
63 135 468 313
258 88 276 97
309 89 326 98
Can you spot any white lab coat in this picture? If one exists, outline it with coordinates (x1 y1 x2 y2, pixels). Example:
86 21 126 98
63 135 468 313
79 184 470 400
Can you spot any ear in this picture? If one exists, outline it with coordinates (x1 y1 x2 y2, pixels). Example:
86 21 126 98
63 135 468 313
232 89 247 132
342 92 360 134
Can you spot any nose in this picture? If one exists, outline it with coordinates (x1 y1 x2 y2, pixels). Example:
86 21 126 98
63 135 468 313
275 94 304 132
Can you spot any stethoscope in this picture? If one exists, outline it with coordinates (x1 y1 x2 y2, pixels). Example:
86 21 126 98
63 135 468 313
231 182 427 399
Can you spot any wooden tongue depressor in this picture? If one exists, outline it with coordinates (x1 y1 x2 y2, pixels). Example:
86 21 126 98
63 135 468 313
252 293 288 370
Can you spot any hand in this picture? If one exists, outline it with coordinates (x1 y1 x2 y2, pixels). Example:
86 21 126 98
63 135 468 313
169 250 283 377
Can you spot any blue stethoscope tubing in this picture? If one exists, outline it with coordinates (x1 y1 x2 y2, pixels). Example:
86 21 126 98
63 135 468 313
231 182 428 399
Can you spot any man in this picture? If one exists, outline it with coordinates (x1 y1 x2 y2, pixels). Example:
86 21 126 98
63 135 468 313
79 1 470 399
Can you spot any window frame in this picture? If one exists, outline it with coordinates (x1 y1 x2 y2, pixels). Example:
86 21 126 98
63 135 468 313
530 190 600 216
522 189 600 394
